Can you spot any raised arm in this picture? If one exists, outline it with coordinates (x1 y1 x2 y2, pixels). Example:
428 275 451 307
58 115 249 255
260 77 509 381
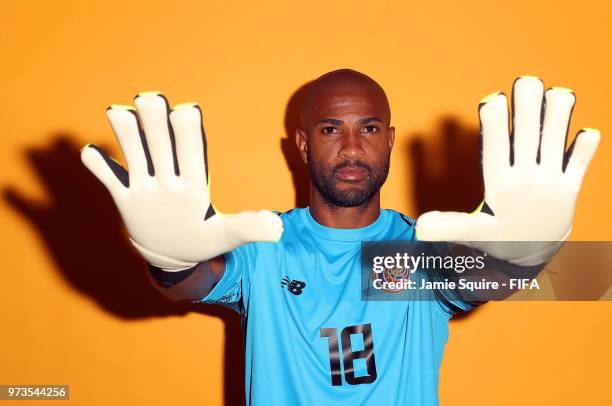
147 255 226 302
81 92 283 301
416 76 600 266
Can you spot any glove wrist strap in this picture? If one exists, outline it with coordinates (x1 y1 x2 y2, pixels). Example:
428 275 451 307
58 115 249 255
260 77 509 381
129 238 199 272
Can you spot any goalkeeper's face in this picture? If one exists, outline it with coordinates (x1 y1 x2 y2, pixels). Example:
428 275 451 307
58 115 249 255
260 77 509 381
297 70 395 208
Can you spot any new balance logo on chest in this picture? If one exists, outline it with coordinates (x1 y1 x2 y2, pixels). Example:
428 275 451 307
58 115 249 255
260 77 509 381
281 276 306 295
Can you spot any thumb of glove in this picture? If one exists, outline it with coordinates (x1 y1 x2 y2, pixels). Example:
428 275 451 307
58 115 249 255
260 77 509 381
415 210 494 242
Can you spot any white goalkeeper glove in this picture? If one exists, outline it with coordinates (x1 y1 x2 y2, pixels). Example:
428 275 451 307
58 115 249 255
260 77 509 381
81 92 283 271
416 76 600 266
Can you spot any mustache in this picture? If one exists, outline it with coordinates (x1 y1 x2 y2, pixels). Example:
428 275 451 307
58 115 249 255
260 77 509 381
333 160 372 174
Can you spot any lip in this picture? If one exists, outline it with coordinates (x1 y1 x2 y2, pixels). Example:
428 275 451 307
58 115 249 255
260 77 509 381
335 167 368 181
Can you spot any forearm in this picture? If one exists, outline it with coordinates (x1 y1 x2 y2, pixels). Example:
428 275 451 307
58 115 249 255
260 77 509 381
427 242 546 311
435 254 545 306
146 255 226 302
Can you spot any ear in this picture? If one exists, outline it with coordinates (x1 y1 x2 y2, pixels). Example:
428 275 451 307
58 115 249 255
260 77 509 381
295 128 309 164
388 126 396 150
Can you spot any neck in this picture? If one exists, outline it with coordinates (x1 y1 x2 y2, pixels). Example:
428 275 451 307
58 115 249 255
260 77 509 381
308 185 381 229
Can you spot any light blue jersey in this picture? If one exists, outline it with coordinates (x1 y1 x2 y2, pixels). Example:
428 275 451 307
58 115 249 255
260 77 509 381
196 207 472 405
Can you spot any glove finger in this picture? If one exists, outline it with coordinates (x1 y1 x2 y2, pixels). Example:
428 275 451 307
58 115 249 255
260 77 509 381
564 128 601 186
107 106 152 184
80 144 128 199
169 103 208 191
134 92 178 184
479 91 511 190
512 76 544 167
540 87 575 172
416 210 495 242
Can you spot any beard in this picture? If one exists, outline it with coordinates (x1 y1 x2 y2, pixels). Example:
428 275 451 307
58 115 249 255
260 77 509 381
307 149 390 208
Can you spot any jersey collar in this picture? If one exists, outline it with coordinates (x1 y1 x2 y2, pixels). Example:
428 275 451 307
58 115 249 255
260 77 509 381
300 206 389 242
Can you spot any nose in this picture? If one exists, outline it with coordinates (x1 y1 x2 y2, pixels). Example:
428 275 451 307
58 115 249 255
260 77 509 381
339 130 365 160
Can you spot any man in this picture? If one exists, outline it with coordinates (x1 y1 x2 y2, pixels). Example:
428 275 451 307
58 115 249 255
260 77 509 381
80 69 599 405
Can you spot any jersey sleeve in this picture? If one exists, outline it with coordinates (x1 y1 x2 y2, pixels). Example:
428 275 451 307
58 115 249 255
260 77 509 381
427 244 546 316
403 214 476 316
430 274 478 316
192 242 256 314
424 243 479 317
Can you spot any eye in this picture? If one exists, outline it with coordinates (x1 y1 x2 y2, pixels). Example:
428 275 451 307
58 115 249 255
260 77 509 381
363 125 379 134
322 126 340 135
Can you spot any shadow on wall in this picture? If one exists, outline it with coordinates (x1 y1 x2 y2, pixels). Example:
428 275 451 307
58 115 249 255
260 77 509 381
2 136 245 406
4 111 487 403
281 81 312 208
406 116 486 322
407 116 484 215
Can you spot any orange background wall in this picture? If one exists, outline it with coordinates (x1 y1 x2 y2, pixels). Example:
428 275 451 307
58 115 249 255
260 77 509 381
1 0 610 405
